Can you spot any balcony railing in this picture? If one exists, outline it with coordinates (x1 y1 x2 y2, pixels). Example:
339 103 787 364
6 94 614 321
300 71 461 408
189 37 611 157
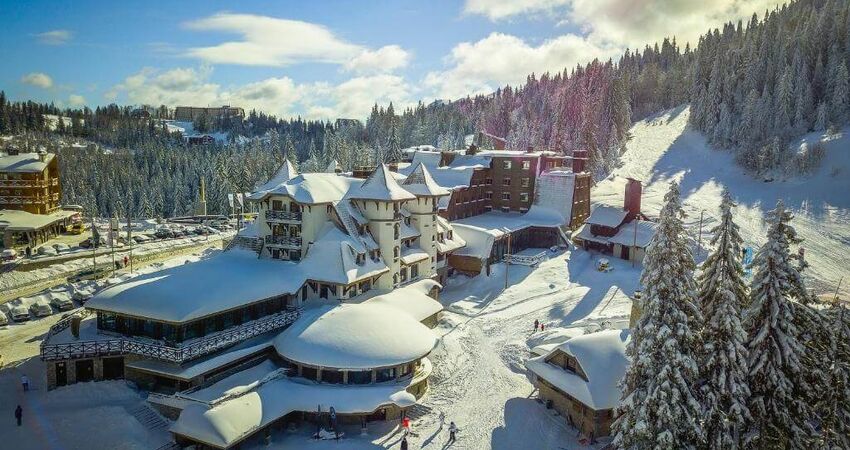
40 308 302 363
0 195 55 204
0 180 46 188
265 210 302 222
265 235 302 248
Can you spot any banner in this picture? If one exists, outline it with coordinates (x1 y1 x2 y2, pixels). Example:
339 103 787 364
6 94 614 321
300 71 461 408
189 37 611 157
228 193 234 209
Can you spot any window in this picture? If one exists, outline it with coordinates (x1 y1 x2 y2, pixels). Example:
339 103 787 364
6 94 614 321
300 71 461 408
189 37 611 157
522 160 530 170
502 192 511 201
301 366 318 381
501 206 510 213
503 160 512 170
520 193 529 203
348 370 372 384
376 367 397 382
485 177 493 185
393 246 399 258
485 192 493 200
503 177 511 186
411 264 419 279
272 200 283 210
321 369 344 384
400 267 408 282
521 177 530 188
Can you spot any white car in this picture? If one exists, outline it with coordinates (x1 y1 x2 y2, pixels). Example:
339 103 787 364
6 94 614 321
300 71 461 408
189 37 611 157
37 246 58 256
49 293 75 311
10 305 30 322
52 243 71 253
0 311 8 326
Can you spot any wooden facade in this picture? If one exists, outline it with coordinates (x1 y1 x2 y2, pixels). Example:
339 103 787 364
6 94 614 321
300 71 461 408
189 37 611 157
0 152 61 214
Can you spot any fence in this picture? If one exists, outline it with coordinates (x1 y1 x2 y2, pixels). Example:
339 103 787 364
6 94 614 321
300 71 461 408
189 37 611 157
505 251 548 267
40 309 301 363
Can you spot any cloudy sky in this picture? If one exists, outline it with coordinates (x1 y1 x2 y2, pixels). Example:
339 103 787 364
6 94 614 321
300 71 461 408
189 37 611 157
1 0 782 120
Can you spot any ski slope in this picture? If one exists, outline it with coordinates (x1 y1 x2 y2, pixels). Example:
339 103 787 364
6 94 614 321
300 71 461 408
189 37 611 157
594 105 850 298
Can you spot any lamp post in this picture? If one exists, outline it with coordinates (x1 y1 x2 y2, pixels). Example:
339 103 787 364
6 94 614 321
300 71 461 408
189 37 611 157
503 227 512 290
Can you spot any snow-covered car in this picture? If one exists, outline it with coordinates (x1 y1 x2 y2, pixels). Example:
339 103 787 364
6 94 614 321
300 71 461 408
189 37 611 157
52 243 71 253
132 234 151 244
0 311 8 326
10 305 30 322
37 246 58 256
1 249 18 261
596 258 612 272
29 301 53 317
67 267 111 283
49 293 75 311
71 286 95 304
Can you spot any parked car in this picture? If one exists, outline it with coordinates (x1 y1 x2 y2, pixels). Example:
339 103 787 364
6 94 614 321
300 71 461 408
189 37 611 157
10 305 29 322
53 243 71 253
49 293 75 311
0 311 8 326
154 229 174 239
1 249 17 262
79 236 106 249
37 246 58 256
67 267 111 283
132 234 150 244
65 222 86 234
29 301 53 318
70 285 95 304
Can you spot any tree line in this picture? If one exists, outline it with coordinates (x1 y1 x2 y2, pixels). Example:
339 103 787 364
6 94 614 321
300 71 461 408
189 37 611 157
613 184 849 449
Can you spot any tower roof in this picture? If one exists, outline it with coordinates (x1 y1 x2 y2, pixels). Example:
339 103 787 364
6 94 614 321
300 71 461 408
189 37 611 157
256 159 298 192
349 164 415 201
402 162 450 197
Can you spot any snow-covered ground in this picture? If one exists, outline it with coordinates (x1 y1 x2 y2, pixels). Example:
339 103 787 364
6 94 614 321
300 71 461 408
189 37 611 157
594 105 850 298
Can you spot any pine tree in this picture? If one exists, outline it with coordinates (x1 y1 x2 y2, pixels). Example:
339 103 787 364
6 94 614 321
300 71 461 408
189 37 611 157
613 182 704 450
697 189 750 449
384 118 402 163
819 305 850 448
830 62 849 125
744 201 812 449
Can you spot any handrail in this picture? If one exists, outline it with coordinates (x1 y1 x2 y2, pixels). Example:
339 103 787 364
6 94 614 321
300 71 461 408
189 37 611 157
265 210 302 221
40 309 301 363
265 235 302 247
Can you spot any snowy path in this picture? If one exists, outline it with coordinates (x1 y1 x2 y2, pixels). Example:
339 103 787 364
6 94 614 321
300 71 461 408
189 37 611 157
594 106 850 297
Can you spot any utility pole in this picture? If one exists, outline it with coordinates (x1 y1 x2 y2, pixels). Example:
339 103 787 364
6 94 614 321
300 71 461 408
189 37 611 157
110 215 116 276
504 228 512 290
695 210 705 258
127 213 133 273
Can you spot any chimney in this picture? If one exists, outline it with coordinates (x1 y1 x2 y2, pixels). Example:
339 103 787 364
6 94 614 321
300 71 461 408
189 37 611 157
526 145 534 153
624 178 642 221
7 146 19 156
38 150 48 162
571 149 587 173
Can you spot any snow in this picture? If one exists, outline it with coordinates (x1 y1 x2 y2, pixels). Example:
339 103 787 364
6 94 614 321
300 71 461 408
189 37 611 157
274 302 437 370
605 220 658 248
526 329 631 411
361 280 443 323
248 172 359 204
254 159 298 193
85 249 305 323
533 170 577 225
593 105 850 297
0 209 76 230
584 205 628 228
451 210 565 258
399 246 429 265
299 224 389 284
0 152 53 173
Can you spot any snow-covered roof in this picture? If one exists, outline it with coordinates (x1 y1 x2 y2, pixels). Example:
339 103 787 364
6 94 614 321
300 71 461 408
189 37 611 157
401 162 450 197
0 209 76 231
254 159 298 193
362 279 443 323
86 249 305 323
585 205 628 228
534 170 577 225
274 302 437 370
299 224 389 285
348 164 416 202
572 223 611 244
400 246 429 265
248 173 359 204
435 216 466 253
171 369 422 448
325 159 340 173
0 152 53 173
526 329 631 411
451 210 565 258
607 220 658 248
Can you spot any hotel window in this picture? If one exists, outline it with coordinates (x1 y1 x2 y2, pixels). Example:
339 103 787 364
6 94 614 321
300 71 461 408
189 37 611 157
503 177 511 186
348 370 372 385
502 192 511 200
485 177 493 185
411 264 419 279
272 200 283 210
394 246 399 258
485 192 493 200
376 367 397 382
522 161 531 170
521 178 530 188
501 206 510 213
521 193 529 203
503 161 512 170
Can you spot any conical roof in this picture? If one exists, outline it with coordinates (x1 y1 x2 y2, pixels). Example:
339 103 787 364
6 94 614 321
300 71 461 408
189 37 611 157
348 164 415 201
256 159 298 192
402 162 450 196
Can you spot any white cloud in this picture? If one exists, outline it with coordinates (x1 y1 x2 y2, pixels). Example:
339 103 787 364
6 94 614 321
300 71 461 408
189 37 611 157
68 94 86 106
106 66 411 120
344 45 411 75
464 0 569 20
33 29 73 45
425 32 620 100
21 72 54 89
182 13 410 74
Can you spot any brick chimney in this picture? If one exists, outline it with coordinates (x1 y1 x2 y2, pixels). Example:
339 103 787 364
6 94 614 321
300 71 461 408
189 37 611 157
526 145 534 153
571 149 587 173
38 150 48 162
624 178 642 221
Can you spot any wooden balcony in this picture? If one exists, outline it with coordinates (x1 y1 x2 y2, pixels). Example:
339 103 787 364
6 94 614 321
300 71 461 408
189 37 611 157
265 235 302 248
265 210 302 222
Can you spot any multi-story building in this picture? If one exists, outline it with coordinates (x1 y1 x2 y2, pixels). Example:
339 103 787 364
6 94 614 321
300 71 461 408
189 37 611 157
173 105 245 122
0 149 61 214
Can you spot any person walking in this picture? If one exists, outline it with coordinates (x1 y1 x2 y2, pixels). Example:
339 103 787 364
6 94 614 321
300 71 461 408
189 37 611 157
14 405 22 426
448 421 458 444
20 374 29 392
540 323 545 332
534 319 539 331
400 436 408 450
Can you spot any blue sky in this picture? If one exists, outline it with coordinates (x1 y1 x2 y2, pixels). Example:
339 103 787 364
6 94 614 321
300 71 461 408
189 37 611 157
1 0 782 120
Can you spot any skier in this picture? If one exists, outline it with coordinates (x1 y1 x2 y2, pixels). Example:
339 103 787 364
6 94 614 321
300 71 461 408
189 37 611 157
534 319 539 331
20 374 29 392
540 323 545 332
14 405 22 426
400 436 408 450
448 421 458 444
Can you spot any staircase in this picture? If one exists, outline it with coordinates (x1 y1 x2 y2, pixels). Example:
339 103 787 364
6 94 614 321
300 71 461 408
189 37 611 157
127 404 170 433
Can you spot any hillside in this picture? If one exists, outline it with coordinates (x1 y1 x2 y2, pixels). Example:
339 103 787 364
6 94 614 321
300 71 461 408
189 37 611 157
594 105 850 297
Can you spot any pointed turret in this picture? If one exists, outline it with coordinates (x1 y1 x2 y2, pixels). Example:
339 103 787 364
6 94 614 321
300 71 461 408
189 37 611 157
349 164 415 201
402 162 450 197
256 159 298 192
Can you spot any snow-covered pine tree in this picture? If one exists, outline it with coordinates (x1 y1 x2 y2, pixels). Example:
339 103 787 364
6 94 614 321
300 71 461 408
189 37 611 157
819 305 850 449
744 200 812 449
613 182 704 450
696 189 750 449
384 118 403 164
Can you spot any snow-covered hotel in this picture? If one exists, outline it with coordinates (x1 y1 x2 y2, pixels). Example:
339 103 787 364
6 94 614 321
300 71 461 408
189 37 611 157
38 147 591 448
